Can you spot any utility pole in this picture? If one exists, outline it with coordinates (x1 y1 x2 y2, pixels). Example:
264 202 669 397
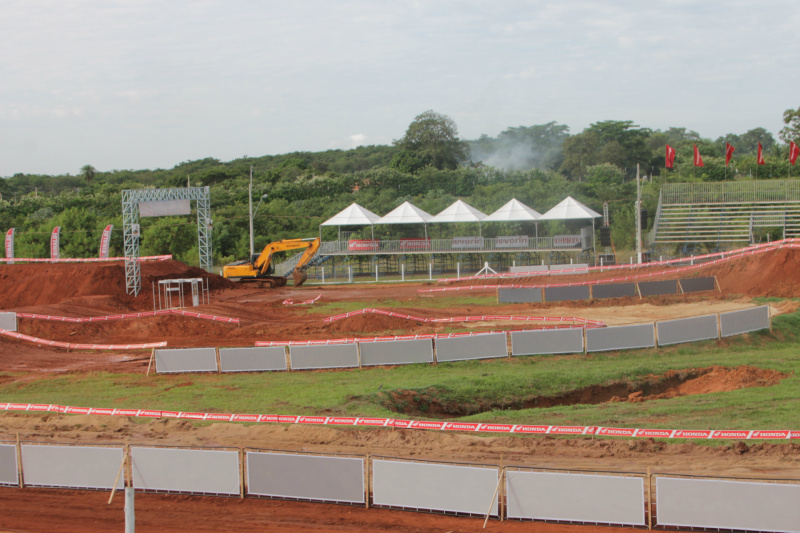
636 163 642 264
248 165 254 258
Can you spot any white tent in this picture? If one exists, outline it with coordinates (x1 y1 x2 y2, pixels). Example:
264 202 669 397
376 201 434 239
538 196 601 221
538 196 601 265
484 198 542 221
484 198 542 237
320 202 382 240
430 200 488 235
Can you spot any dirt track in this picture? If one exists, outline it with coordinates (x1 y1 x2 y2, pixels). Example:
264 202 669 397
2 248 800 531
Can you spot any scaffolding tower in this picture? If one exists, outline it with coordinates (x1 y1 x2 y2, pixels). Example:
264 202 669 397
122 187 212 296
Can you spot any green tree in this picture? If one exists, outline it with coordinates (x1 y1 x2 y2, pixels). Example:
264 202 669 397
780 106 800 144
391 110 468 173
560 121 651 180
80 164 96 185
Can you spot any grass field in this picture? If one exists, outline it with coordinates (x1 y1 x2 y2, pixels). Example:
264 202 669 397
3 304 799 435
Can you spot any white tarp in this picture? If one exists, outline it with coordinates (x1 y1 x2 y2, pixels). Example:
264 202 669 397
429 200 487 223
376 201 433 224
483 198 541 221
538 196 601 220
320 203 382 226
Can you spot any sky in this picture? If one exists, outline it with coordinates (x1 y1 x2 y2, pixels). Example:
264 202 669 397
1 0 798 177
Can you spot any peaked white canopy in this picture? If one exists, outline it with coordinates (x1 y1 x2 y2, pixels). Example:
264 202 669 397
483 198 542 222
320 203 382 226
538 196 601 220
429 199 488 223
376 201 434 225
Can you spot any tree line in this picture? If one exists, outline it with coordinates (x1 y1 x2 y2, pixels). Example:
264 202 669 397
2 108 799 265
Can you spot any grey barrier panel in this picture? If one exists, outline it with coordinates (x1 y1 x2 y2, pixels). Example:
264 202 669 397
506 471 645 525
638 279 679 297
585 324 655 352
435 333 508 362
372 459 498 516
544 285 591 302
0 444 18 486
246 452 364 503
656 477 800 533
132 446 240 495
550 264 589 275
289 343 359 370
0 312 16 332
679 276 717 293
656 315 719 346
510 328 584 356
359 338 434 366
155 347 218 373
20 444 123 490
592 283 637 300
498 287 543 303
720 306 770 337
509 265 549 274
219 346 287 372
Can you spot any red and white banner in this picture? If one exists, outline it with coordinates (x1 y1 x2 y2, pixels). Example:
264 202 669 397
665 144 676 168
757 142 766 165
453 236 484 249
400 238 431 251
693 144 704 167
16 308 239 324
1 402 797 440
553 235 581 248
99 224 113 259
50 227 61 260
495 235 529 248
0 254 172 264
4 228 13 264
0 329 166 350
348 239 379 252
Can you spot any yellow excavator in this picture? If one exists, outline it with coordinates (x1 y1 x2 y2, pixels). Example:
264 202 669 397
222 237 321 288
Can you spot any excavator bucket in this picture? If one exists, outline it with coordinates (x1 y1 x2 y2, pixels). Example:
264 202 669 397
292 269 308 287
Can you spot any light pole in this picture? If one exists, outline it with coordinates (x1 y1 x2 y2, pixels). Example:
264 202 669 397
250 193 268 256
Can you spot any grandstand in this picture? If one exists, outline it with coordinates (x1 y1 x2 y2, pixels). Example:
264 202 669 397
648 180 800 250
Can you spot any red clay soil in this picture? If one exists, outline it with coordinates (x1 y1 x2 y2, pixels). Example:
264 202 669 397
2 250 800 532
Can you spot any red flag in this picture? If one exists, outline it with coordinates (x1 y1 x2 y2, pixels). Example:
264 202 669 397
693 144 704 167
665 144 676 168
725 142 735 166
789 141 798 166
757 142 765 165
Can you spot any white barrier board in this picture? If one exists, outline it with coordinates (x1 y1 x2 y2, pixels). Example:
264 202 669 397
21 444 124 490
132 446 240 495
657 477 800 533
0 444 18 486
0 312 16 332
506 470 645 525
372 459 498 516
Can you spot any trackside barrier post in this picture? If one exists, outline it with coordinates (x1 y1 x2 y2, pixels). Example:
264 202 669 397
108 448 128 504
125 486 135 533
16 433 22 488
401 264 405 282
321 267 325 284
647 467 653 530
429 263 432 280
239 448 245 499
348 266 353 283
457 262 460 279
146 349 155 377
483 466 504 528
365 453 370 509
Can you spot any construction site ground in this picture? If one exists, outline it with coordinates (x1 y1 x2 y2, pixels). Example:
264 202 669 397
2 247 800 532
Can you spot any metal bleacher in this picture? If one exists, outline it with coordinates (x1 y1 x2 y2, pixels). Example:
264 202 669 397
648 180 800 246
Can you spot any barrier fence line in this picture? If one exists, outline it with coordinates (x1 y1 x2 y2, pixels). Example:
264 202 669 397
0 329 166 350
0 254 173 264
1 402 797 440
434 238 800 284
422 240 800 293
16 309 239 324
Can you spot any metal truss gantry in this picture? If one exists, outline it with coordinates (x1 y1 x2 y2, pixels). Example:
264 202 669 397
122 187 212 296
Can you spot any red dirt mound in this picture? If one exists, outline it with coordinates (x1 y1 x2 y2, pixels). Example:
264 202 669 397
0 260 236 310
712 248 800 297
